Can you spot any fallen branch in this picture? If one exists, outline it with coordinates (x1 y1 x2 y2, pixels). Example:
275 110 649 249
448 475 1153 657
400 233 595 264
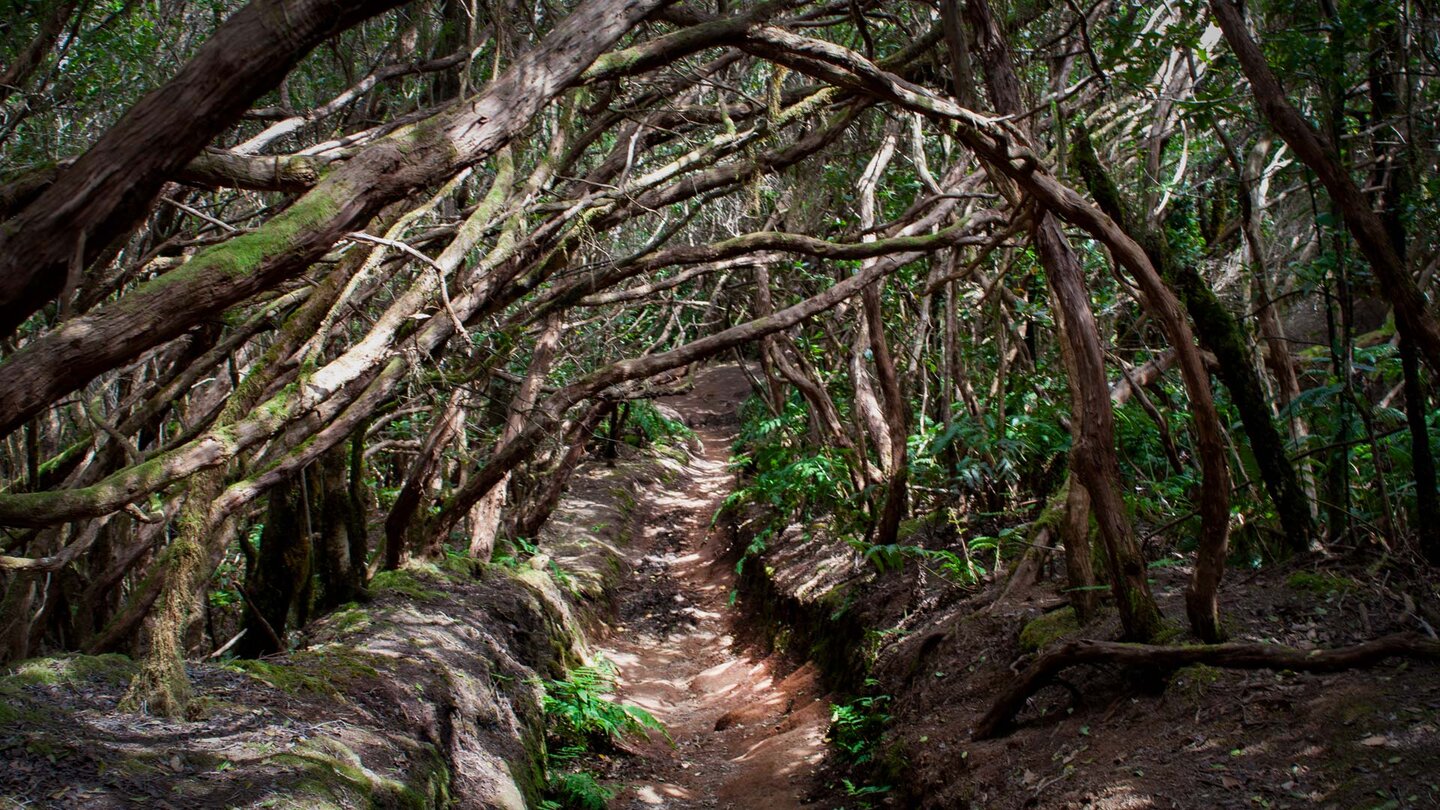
972 632 1440 740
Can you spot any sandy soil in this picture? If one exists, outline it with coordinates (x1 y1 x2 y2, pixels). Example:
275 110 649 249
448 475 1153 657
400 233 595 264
593 365 829 810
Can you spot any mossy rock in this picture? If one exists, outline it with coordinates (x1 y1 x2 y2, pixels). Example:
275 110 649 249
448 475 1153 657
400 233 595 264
1286 571 1358 596
1018 607 1081 652
228 647 380 696
371 566 447 600
269 736 433 809
5 653 134 688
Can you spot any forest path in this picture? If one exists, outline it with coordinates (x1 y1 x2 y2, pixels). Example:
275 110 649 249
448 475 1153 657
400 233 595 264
595 365 828 809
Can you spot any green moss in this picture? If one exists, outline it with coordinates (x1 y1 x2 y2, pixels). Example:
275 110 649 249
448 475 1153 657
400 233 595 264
1019 607 1081 652
1172 663 1223 700
271 736 431 809
0 679 46 725
228 647 379 696
1286 571 1358 595
7 653 134 687
329 604 372 635
370 567 446 600
438 553 482 579
1152 620 1184 645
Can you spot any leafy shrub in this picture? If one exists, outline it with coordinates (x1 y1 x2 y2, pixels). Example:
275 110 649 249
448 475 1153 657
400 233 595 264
828 680 892 765
539 771 616 810
542 659 667 748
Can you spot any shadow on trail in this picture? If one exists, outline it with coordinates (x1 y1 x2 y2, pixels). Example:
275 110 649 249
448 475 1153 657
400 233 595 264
596 365 828 810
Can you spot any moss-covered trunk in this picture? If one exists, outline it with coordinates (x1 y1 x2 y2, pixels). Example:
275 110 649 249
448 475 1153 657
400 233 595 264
1072 127 1314 556
120 474 222 717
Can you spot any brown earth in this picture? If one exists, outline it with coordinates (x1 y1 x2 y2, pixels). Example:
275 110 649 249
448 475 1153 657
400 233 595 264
740 498 1440 809
587 365 831 810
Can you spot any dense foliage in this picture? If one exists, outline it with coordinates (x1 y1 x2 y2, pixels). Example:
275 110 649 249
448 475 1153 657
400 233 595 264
0 0 1436 729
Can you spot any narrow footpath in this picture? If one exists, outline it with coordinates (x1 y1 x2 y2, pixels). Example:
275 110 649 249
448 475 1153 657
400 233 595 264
595 366 829 809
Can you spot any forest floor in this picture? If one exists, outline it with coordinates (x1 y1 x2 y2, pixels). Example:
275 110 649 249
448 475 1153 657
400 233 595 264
6 365 1438 810
585 365 831 809
796 519 1440 809
886 557 1440 809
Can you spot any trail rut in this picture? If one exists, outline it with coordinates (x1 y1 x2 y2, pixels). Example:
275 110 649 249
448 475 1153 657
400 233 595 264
596 366 828 809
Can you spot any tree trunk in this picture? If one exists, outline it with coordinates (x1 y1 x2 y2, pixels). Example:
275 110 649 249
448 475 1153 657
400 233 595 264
960 0 1164 641
974 632 1440 740
0 0 410 338
514 401 613 540
864 281 910 549
1365 17 1440 562
1073 133 1313 554
235 475 310 659
0 0 673 438
119 475 223 718
1058 472 1098 623
313 445 362 610
468 314 563 560
1210 0 1440 376
385 390 466 569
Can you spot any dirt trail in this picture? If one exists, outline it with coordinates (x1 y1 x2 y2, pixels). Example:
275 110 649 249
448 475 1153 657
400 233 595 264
596 366 828 809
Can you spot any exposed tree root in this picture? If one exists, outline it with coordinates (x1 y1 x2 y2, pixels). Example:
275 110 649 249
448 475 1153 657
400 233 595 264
973 632 1440 740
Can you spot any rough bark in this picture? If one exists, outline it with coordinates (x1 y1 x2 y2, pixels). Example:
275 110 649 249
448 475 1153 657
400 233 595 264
1057 472 1098 622
1072 129 1314 554
235 475 309 659
313 444 362 610
1209 0 1440 376
961 0 1163 641
384 391 466 570
466 314 563 561
0 0 674 439
514 401 613 540
0 0 410 337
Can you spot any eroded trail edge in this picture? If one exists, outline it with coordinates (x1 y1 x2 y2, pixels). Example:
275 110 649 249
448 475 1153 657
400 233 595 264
596 366 828 810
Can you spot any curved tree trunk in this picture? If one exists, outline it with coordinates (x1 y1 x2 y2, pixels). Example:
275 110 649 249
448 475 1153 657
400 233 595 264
0 0 409 337
960 0 1164 640
1210 0 1440 377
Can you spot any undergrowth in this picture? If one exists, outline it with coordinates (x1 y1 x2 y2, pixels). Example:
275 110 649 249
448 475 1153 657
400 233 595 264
827 678 895 809
538 658 667 809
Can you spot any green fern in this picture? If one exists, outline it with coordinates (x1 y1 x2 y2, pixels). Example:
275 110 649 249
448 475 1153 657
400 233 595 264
542 659 668 747
540 771 616 810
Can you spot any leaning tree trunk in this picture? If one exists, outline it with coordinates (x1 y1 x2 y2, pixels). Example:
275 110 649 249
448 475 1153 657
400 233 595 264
1072 130 1314 554
1366 19 1440 562
514 401 613 541
1036 217 1164 641
467 316 564 560
959 0 1164 640
1210 0 1440 377
385 390 466 569
0 0 410 338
